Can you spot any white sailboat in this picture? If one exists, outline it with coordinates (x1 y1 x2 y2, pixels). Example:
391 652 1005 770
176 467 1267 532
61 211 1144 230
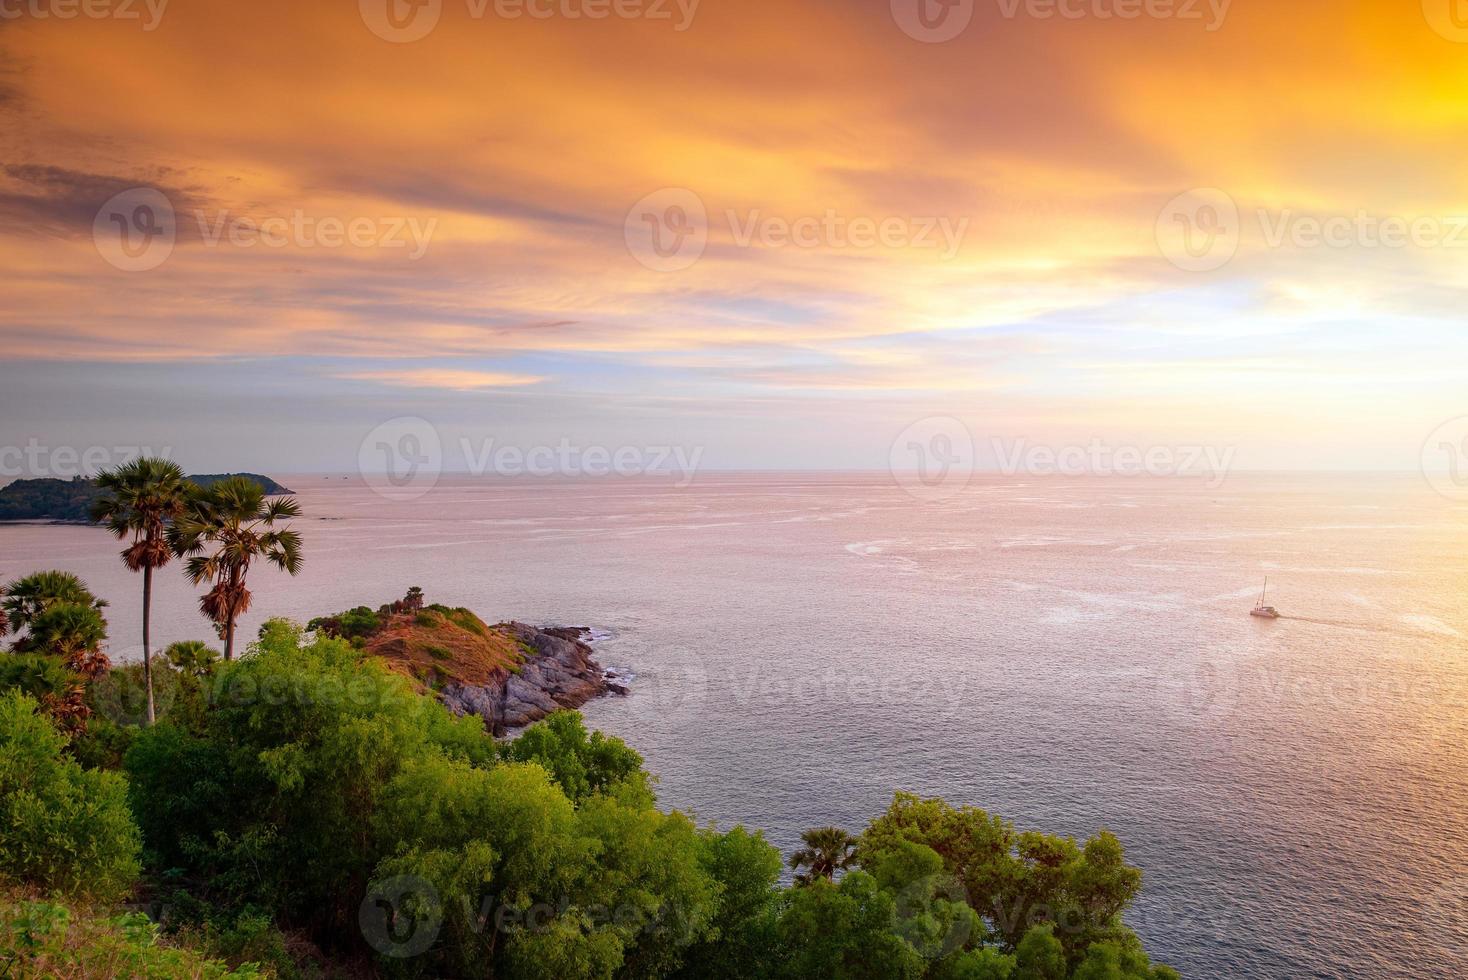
1251 577 1280 619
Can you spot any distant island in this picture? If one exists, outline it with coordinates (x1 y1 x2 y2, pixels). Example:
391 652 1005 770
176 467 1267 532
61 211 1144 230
0 473 293 523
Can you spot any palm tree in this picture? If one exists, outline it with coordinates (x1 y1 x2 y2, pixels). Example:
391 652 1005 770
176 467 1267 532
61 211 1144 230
91 457 191 725
24 602 110 677
164 639 222 677
22 602 109 732
2 570 106 634
0 586 9 639
170 477 303 660
789 826 858 884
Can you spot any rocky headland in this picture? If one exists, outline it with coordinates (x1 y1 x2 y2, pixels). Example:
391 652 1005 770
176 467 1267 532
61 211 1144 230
310 593 625 735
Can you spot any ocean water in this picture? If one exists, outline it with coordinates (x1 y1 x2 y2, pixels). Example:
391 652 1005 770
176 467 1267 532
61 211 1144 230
1 473 1465 979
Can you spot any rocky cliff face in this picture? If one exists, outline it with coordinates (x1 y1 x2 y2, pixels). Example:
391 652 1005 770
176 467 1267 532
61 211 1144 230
438 623 627 734
331 597 626 736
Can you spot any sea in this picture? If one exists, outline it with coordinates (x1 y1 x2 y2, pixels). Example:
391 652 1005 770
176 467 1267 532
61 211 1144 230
1 472 1464 979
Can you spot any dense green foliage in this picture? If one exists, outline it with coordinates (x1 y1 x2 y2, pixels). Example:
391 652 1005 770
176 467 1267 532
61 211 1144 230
0 561 1181 978
0 692 141 900
0 474 291 522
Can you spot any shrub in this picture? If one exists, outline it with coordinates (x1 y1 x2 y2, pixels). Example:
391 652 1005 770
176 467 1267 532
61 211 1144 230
0 894 262 978
0 691 141 900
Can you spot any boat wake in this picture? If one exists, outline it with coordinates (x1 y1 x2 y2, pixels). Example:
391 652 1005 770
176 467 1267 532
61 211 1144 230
1274 615 1416 637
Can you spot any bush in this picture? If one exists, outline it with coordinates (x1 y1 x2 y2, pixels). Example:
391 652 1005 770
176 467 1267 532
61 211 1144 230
0 893 262 978
0 691 141 900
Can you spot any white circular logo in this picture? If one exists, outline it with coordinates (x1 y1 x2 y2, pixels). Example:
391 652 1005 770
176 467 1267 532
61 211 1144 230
360 0 442 43
625 188 708 272
890 417 974 502
93 187 176 272
360 875 442 958
1172 661 1237 724
1422 416 1468 501
620 644 708 727
1423 0 1468 42
890 0 975 43
1156 188 1240 273
359 417 442 501
90 647 176 725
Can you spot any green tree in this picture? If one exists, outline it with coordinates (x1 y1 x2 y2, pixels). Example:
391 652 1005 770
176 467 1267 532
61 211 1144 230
169 477 302 660
13 602 108 733
91 457 191 725
2 570 105 635
1013 925 1065 980
165 639 223 677
22 602 109 675
858 793 1144 961
776 871 926 979
502 709 648 804
673 825 783 980
0 690 141 899
789 825 858 884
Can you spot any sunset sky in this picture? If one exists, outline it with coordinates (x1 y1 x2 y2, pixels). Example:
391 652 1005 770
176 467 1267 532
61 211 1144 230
3 0 1467 473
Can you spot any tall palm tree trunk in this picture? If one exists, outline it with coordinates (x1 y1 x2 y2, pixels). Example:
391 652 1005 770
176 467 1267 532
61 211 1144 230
142 564 156 725
224 611 236 660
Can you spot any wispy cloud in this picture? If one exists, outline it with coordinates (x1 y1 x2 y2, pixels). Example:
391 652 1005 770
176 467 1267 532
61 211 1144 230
335 369 546 391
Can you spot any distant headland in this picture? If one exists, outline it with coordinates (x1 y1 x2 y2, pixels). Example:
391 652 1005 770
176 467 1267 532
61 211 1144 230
0 473 293 523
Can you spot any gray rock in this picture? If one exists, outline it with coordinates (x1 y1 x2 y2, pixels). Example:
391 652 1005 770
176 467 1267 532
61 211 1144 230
437 624 624 735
